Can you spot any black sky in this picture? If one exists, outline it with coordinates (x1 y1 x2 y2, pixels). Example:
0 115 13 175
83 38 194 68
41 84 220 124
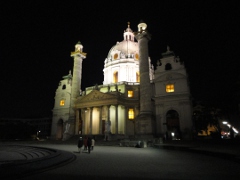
0 0 239 118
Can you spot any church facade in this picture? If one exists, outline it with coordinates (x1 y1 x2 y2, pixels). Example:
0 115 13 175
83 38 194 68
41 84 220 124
51 22 193 141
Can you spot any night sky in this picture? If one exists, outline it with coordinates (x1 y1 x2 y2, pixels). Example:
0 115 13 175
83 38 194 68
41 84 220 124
0 1 239 119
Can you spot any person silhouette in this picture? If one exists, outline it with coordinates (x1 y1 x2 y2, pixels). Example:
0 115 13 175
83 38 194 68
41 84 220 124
87 137 92 154
77 137 83 153
91 137 95 150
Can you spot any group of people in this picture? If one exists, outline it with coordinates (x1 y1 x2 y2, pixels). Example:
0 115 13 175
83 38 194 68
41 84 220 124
78 136 95 154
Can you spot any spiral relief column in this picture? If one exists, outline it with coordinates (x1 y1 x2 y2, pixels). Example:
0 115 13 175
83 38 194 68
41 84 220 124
135 22 155 137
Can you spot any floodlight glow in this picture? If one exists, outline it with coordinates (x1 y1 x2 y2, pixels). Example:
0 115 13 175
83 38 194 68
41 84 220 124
222 121 228 124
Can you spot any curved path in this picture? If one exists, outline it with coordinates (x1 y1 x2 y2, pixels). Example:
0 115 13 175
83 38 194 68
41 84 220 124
0 144 76 179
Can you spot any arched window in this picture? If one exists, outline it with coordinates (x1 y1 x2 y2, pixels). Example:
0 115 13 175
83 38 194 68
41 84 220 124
135 53 139 60
113 71 118 83
166 110 179 119
113 53 118 60
165 63 172 70
62 85 66 89
136 72 140 82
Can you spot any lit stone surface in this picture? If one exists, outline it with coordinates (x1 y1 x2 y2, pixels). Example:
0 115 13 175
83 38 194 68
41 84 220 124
135 23 155 135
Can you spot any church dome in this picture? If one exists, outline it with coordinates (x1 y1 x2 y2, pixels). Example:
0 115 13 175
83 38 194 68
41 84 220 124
107 23 139 60
107 41 139 59
103 23 140 85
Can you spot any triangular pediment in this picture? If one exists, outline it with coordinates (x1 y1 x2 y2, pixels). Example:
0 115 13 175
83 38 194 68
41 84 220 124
75 90 118 108
78 90 116 102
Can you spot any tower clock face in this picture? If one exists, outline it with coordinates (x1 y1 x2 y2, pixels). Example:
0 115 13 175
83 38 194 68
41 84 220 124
135 53 139 60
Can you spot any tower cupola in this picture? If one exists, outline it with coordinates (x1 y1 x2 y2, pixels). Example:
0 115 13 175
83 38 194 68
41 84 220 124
123 22 135 41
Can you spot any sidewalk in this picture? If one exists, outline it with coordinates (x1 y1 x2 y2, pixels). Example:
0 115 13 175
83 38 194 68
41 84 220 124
156 139 240 162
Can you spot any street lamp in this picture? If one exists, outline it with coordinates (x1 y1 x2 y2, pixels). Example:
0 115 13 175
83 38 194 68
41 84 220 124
37 130 41 139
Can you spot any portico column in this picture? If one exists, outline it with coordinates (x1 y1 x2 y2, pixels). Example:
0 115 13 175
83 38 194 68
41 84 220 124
89 107 93 135
82 108 86 134
105 105 111 141
78 108 83 135
115 105 118 134
99 106 103 134
107 105 110 121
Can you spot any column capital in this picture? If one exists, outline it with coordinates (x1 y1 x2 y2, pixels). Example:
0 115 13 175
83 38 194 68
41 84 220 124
135 31 151 41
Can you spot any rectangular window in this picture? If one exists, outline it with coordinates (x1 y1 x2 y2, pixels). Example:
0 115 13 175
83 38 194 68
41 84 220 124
128 108 134 119
128 90 133 97
166 84 174 93
60 100 65 106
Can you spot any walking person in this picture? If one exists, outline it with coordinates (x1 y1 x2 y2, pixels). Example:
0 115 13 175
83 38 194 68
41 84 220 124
87 136 92 154
91 137 95 151
77 137 83 153
83 136 88 151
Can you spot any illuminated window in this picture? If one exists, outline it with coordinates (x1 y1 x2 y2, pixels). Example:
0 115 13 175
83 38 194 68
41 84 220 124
135 53 139 60
114 53 118 60
113 71 118 83
128 90 133 97
136 72 140 82
60 100 65 106
166 84 174 93
128 108 134 119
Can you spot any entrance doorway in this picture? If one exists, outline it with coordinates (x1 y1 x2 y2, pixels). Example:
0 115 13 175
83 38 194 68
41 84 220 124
166 110 181 139
56 119 63 140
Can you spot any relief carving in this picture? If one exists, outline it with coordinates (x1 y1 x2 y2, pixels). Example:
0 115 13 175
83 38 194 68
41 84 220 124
88 91 105 101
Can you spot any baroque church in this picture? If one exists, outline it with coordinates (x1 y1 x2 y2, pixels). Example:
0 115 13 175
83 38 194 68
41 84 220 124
51 22 193 141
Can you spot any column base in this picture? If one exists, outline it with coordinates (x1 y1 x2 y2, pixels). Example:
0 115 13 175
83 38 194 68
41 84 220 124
135 113 155 136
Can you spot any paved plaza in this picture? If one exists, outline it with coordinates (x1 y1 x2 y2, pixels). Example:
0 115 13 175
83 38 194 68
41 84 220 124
1 139 240 179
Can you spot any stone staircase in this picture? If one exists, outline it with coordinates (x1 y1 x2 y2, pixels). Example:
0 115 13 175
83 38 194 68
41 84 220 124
0 145 58 166
64 135 158 147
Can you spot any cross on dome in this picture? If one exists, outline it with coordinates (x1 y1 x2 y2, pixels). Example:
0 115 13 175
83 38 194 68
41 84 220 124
125 22 133 33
